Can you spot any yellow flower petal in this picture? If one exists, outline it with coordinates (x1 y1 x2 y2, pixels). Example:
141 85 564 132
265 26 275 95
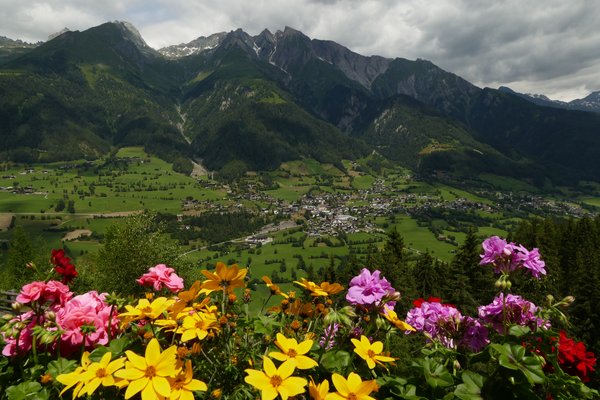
152 375 171 398
124 376 149 399
115 366 145 381
125 351 147 371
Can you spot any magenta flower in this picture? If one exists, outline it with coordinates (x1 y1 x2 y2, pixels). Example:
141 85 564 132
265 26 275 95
480 236 546 279
478 293 549 334
406 299 489 352
346 268 396 308
136 264 184 293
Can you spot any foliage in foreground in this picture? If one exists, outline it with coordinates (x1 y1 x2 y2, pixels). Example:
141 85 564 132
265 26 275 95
0 236 597 399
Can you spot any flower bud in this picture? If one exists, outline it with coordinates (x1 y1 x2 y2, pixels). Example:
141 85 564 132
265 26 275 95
453 360 462 371
45 311 56 322
11 302 22 313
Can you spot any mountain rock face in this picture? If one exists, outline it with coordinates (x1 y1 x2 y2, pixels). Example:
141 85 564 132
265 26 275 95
1 21 599 185
569 91 600 113
159 32 227 58
499 86 600 114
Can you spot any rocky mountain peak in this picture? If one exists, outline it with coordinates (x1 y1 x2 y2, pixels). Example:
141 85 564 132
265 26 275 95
110 20 153 52
158 32 227 58
48 28 71 41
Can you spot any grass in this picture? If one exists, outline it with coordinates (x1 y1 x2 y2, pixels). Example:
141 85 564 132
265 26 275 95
351 175 375 190
389 215 457 262
478 173 539 192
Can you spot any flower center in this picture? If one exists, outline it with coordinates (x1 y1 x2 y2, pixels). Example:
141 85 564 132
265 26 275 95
141 306 153 314
287 349 298 357
348 394 358 400
270 375 283 388
367 349 376 358
145 366 156 378
95 368 107 378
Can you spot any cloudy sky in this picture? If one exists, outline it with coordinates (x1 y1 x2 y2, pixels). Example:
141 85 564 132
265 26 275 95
1 0 598 101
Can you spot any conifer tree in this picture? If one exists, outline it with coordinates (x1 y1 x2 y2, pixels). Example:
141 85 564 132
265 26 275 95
3 226 36 289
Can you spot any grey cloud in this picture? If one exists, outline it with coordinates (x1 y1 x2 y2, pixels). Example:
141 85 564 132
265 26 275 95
0 0 599 100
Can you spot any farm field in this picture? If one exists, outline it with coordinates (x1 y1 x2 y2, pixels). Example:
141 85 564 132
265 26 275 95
0 149 598 295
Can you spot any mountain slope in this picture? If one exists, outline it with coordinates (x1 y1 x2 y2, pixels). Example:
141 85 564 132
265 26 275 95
0 22 598 186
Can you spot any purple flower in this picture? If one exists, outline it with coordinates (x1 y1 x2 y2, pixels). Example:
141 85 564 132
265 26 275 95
461 317 489 352
319 323 339 350
406 300 489 352
480 236 511 265
480 236 546 279
478 293 549 334
346 269 396 308
515 246 546 279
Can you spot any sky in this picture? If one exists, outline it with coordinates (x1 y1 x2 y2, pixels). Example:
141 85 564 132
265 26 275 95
1 0 599 101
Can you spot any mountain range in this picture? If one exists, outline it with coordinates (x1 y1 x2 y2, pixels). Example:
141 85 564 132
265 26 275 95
1 21 599 186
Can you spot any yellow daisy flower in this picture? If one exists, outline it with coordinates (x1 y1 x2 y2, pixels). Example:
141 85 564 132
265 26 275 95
325 372 377 400
269 333 318 370
114 338 178 400
119 297 175 325
294 279 343 297
382 306 415 332
351 335 396 369
178 311 220 342
168 360 208 400
200 262 247 294
78 352 125 396
57 351 93 399
309 377 330 400
244 357 307 400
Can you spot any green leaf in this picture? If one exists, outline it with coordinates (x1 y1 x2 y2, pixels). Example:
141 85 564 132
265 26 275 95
253 315 281 335
454 371 484 400
414 358 454 388
46 358 78 379
508 325 531 337
319 350 351 372
6 381 49 400
490 343 545 385
107 336 132 356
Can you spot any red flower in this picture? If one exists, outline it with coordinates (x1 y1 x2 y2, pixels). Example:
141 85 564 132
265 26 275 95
51 249 78 284
557 330 596 382
412 297 455 308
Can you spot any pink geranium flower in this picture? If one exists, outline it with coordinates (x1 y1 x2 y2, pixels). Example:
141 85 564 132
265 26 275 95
136 264 184 293
15 280 72 306
56 291 118 355
346 268 396 308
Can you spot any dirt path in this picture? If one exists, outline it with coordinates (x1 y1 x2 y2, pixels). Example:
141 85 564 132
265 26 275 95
0 213 13 231
62 229 92 241
191 161 208 177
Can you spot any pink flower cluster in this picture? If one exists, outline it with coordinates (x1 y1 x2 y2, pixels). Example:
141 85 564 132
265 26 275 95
478 293 549 334
406 298 489 352
346 269 397 309
136 264 184 293
16 280 72 306
56 291 119 355
2 281 118 357
480 236 546 279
